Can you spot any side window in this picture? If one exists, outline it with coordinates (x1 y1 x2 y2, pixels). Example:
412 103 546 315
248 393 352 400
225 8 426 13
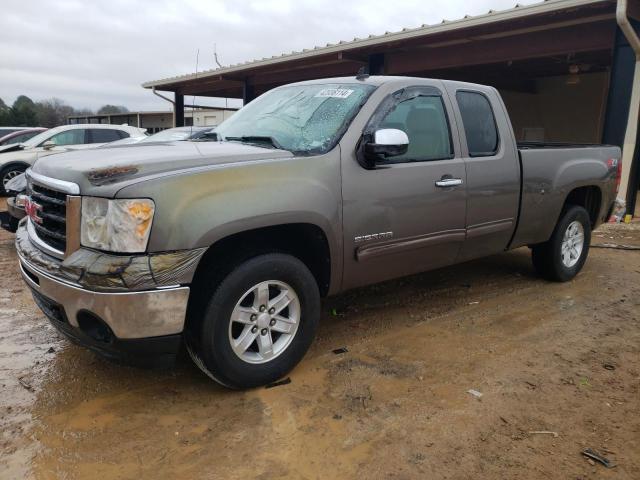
8 132 33 144
116 130 130 139
89 129 124 144
456 91 499 157
45 129 85 146
378 95 452 162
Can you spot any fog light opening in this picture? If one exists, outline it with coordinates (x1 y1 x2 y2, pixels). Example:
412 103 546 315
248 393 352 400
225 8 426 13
76 311 114 344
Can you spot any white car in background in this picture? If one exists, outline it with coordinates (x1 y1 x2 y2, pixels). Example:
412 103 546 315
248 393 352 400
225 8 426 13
0 124 147 193
104 126 217 146
0 126 44 138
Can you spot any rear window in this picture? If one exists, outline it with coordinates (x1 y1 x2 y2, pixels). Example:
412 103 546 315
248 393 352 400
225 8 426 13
456 91 499 157
5 131 39 145
89 129 126 144
0 128 22 136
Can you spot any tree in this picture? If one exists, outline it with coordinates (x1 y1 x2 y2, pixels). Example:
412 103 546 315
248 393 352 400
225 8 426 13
97 105 129 115
73 107 94 117
0 98 10 126
11 95 38 126
35 98 76 128
0 95 97 127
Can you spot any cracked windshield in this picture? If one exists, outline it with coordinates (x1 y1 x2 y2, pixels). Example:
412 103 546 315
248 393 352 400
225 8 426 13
215 83 375 154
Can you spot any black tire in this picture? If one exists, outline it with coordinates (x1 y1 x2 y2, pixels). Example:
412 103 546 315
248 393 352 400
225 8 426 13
0 211 19 233
531 205 591 282
186 253 320 389
0 164 27 196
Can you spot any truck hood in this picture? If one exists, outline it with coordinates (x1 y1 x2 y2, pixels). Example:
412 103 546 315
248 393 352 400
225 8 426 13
31 141 294 196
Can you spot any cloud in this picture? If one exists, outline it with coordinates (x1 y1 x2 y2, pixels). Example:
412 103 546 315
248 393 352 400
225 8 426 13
0 0 539 112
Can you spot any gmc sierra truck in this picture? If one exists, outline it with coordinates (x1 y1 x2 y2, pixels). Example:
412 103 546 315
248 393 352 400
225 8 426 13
15 76 621 389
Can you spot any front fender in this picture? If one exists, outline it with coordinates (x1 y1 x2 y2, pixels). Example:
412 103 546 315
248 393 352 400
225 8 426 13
116 150 343 268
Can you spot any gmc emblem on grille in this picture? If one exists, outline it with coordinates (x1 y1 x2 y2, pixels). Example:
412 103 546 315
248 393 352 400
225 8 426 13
25 198 43 224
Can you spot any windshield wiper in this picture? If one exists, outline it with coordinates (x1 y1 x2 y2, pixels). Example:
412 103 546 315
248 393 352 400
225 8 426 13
224 135 285 150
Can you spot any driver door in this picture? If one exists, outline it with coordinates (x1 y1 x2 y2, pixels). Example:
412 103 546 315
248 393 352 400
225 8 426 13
341 83 467 290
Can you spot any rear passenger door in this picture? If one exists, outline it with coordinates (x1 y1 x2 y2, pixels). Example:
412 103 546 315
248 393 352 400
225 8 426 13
444 86 520 261
87 128 126 147
341 84 467 290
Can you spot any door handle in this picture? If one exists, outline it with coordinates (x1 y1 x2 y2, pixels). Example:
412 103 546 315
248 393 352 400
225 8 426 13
435 178 463 188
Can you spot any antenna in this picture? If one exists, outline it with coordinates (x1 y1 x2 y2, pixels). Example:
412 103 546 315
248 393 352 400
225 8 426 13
214 43 223 69
190 48 199 137
356 65 370 80
215 44 226 127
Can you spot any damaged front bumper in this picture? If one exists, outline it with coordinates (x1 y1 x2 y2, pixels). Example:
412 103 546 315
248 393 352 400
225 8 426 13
0 197 24 233
16 222 206 366
6 196 26 221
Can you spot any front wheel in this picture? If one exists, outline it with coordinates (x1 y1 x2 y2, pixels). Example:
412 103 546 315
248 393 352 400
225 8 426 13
531 205 591 282
187 253 320 389
0 165 27 196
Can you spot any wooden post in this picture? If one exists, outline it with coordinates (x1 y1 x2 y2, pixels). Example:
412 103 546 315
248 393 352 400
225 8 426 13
174 92 185 127
243 80 255 105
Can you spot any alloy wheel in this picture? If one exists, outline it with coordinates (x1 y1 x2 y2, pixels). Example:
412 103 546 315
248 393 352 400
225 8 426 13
228 280 301 364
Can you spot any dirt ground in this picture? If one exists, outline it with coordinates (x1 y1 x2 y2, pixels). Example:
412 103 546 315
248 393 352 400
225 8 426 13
1 222 639 480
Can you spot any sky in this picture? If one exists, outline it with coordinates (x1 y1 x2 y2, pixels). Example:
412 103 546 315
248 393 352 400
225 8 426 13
0 0 540 112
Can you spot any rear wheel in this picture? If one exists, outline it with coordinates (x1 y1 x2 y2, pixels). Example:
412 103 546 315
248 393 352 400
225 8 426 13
531 205 591 282
186 253 320 389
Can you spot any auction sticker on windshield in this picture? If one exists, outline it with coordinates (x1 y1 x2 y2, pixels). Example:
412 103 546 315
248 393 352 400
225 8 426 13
315 88 354 99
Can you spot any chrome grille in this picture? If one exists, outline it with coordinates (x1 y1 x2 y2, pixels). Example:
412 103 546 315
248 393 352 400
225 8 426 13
28 182 68 254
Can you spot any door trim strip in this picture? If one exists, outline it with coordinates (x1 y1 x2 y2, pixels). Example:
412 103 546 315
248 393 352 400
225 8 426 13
356 229 466 261
466 218 514 238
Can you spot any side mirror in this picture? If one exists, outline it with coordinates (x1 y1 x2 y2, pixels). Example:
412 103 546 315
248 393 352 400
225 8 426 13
42 140 56 150
360 129 409 168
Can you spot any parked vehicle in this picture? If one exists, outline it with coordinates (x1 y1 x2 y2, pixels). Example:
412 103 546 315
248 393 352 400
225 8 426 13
0 126 218 230
15 76 620 388
103 126 216 146
0 128 47 146
0 126 43 137
141 126 217 142
0 173 27 232
0 124 147 194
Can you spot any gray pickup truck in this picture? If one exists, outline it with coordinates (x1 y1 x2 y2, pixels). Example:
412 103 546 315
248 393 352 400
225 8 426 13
15 76 621 388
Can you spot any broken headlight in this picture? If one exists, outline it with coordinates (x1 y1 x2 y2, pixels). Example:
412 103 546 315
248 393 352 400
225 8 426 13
80 197 155 253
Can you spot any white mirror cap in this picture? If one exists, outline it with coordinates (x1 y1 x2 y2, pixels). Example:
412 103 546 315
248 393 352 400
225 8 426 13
374 128 409 146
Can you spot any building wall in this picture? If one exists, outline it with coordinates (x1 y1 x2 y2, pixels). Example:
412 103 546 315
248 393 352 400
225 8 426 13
139 113 173 133
68 109 236 133
189 109 235 127
501 72 609 143
109 114 141 126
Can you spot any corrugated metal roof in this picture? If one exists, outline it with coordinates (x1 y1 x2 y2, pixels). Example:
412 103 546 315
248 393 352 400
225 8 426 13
142 0 608 89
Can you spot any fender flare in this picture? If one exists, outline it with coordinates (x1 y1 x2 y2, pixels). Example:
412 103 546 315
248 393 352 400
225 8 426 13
0 161 30 174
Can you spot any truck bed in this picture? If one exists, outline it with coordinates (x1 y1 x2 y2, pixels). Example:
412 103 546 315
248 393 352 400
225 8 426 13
517 142 615 149
510 144 620 249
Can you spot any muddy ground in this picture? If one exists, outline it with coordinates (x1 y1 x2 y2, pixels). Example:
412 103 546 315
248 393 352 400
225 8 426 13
1 222 639 479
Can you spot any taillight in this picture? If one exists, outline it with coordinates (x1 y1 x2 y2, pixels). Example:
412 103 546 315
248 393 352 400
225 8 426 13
607 158 623 193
